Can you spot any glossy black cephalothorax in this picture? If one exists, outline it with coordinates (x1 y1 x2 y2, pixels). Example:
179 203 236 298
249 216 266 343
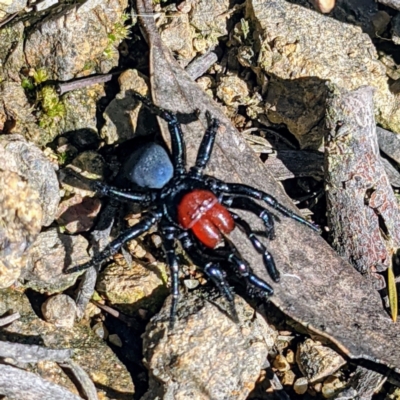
65 92 319 327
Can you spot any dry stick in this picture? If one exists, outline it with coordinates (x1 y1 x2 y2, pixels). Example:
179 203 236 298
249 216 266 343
56 50 218 96
325 85 400 281
0 312 20 326
0 12 18 28
0 364 82 400
59 361 99 400
56 74 114 95
0 341 72 363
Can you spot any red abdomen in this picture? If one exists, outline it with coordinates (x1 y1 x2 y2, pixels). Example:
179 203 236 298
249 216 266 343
177 189 235 248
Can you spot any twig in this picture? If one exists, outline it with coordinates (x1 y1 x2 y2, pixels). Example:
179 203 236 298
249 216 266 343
56 74 115 95
185 51 219 81
0 341 72 363
59 361 98 400
0 364 82 400
0 12 18 28
91 300 138 327
0 312 20 327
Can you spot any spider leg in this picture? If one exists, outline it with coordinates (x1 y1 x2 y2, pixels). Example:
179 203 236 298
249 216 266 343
93 181 155 203
159 225 181 329
190 112 220 177
211 181 319 232
65 211 162 274
211 240 275 297
130 91 186 176
229 212 280 282
180 232 237 319
221 195 275 240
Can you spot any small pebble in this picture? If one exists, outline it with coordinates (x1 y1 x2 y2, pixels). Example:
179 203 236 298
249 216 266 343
92 321 108 340
109 334 123 347
282 369 296 386
286 349 295 364
273 354 290 372
294 377 308 395
322 376 345 398
183 279 200 289
309 0 335 13
41 294 76 329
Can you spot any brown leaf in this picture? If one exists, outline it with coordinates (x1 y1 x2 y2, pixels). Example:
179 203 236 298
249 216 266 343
136 0 400 377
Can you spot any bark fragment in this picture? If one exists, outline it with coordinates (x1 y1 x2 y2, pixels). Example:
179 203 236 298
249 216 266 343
325 85 400 278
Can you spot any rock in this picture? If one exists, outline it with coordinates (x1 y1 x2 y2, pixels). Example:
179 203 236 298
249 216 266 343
141 293 271 400
0 170 42 289
296 339 346 382
273 354 290 372
377 0 400 10
247 0 400 148
0 134 60 226
62 84 106 137
282 369 296 386
0 288 134 399
322 375 346 398
159 11 196 62
41 294 77 329
309 0 335 13
392 13 400 45
0 23 25 83
101 69 150 144
0 0 27 19
92 321 108 340
59 151 106 197
216 75 250 107
24 0 128 81
190 0 231 50
293 377 308 395
96 260 168 315
23 228 89 294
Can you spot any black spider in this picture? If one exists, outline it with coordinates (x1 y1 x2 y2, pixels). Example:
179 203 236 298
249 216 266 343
65 92 319 327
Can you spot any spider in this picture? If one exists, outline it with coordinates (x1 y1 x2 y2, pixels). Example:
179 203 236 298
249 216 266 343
65 92 319 327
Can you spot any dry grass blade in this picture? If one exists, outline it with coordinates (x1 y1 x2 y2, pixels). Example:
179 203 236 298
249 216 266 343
388 259 398 322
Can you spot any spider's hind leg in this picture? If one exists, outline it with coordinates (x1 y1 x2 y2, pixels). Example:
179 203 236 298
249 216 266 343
65 211 161 274
229 212 280 283
180 233 238 321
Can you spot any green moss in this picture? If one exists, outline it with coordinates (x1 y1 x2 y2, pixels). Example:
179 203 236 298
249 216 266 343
37 85 66 129
103 13 132 59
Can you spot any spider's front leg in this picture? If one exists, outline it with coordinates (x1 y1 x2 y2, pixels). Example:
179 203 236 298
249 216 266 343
65 211 162 274
211 180 320 232
129 91 186 176
92 181 156 204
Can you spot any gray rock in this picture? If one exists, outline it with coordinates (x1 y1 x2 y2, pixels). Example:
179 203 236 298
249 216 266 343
0 288 134 399
141 293 272 400
96 260 168 316
24 0 128 81
41 294 77 329
296 339 346 382
23 228 90 294
247 0 400 148
0 135 60 226
0 170 42 289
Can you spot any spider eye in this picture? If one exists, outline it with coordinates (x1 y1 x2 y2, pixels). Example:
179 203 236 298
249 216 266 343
124 143 173 189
